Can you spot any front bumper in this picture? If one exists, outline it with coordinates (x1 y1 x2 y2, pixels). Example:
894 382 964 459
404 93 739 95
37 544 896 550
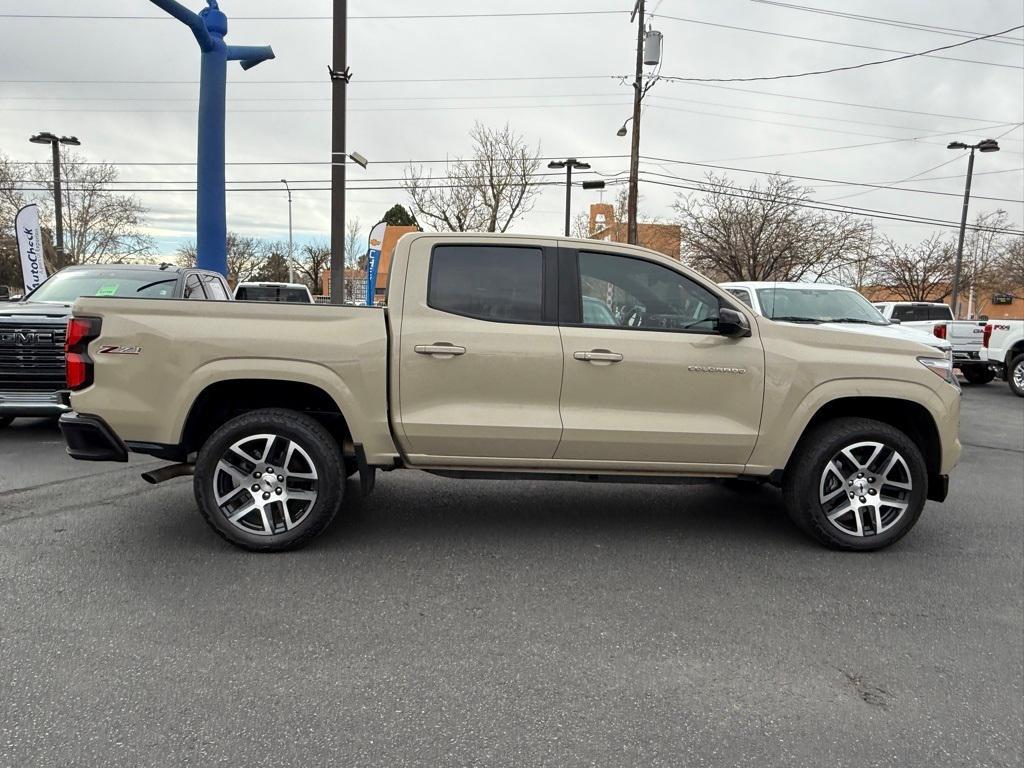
0 390 71 418
58 412 128 462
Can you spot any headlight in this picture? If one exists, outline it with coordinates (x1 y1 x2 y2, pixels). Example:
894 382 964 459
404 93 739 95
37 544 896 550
919 355 958 387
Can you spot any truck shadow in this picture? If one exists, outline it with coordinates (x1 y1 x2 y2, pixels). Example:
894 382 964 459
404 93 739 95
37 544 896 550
311 473 810 552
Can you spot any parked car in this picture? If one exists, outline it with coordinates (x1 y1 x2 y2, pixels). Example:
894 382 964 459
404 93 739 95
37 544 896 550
234 282 314 304
720 282 953 357
59 233 960 553
872 301 990 384
0 263 230 429
982 319 1024 397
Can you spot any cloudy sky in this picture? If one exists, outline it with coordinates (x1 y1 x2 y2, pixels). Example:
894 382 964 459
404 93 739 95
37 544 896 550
1 0 1021 258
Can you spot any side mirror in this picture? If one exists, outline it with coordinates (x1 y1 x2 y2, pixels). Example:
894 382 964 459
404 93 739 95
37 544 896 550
719 308 751 338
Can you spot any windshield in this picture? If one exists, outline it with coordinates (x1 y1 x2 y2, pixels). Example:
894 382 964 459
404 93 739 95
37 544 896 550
235 286 310 303
755 287 887 325
26 270 177 303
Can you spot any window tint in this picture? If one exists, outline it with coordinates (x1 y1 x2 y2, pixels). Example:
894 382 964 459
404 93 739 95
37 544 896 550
927 304 953 321
184 274 206 300
578 251 720 332
203 275 229 301
429 245 544 323
891 304 929 323
726 288 754 308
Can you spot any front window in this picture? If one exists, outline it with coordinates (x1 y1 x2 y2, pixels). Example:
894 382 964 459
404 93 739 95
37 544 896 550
755 287 887 325
578 251 720 332
26 270 179 303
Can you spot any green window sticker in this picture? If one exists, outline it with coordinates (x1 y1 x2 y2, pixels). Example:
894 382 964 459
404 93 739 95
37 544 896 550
95 284 120 297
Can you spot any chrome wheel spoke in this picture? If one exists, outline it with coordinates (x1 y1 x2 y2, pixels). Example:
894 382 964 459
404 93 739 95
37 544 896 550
214 482 247 507
228 502 258 523
820 440 912 538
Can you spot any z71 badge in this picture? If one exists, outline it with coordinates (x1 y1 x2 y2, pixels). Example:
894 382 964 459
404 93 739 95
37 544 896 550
98 345 142 355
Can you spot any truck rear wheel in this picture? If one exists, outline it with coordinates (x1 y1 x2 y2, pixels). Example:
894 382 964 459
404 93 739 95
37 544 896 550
193 408 344 552
1009 355 1024 398
783 417 927 551
961 366 995 385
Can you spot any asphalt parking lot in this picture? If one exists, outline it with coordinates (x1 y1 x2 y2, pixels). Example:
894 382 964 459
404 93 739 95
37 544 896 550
1 385 1021 768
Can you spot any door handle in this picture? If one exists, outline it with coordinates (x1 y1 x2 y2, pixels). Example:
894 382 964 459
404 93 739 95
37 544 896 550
574 350 623 363
415 343 466 357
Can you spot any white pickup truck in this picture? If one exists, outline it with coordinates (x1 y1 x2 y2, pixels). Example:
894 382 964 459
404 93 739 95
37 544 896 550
872 302 991 384
982 320 1024 397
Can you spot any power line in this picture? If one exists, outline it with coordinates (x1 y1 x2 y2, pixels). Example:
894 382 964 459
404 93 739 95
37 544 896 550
0 74 617 86
651 13 1023 68
748 1 1024 47
0 10 628 21
659 24 1024 83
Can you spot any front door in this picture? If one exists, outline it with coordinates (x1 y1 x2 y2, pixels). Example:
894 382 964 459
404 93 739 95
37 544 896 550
397 241 563 463
556 247 765 470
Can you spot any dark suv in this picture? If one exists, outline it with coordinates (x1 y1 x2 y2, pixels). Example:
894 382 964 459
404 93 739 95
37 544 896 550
0 263 230 428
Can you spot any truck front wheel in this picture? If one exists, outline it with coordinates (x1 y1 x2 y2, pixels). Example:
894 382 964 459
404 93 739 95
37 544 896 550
783 417 927 551
194 408 344 552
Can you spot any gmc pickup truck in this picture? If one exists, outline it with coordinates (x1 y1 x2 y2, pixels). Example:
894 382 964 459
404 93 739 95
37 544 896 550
58 233 962 553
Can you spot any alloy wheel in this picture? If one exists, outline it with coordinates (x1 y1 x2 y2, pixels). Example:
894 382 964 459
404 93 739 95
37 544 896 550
212 433 319 536
818 441 913 538
1013 360 1024 391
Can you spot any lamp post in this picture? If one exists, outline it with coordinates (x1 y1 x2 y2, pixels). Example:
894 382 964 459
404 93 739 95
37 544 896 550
548 158 592 236
280 179 295 283
29 132 80 263
947 138 1000 318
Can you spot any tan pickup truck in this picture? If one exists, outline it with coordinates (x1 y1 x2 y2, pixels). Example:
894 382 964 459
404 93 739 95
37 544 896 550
59 233 961 552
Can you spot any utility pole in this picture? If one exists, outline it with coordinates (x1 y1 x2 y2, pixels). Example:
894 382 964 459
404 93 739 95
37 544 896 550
330 0 349 304
627 0 645 246
29 132 80 263
947 138 999 318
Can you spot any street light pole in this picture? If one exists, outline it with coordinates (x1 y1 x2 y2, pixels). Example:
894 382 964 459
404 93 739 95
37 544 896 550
29 132 80 264
627 0 645 246
947 138 1000 319
549 158 592 236
280 179 295 284
330 0 349 304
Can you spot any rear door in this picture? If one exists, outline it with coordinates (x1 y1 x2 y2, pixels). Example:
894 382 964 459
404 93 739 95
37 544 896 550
396 240 564 462
556 246 765 469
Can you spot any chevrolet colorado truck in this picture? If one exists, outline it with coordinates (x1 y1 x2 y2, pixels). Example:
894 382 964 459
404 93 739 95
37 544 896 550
58 233 961 552
0 263 229 428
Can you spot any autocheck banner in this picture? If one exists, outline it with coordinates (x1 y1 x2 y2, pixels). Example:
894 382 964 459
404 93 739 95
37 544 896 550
365 222 387 306
16 204 48 293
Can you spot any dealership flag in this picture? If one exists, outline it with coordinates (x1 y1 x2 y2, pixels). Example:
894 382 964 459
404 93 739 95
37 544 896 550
365 222 387 306
15 204 48 293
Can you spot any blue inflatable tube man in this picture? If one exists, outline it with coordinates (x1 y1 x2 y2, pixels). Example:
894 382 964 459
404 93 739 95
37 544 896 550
149 0 274 276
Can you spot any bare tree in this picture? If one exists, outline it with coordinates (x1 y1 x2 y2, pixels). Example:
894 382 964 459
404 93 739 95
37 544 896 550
294 239 331 294
344 216 364 270
0 153 29 287
673 174 874 282
177 232 264 283
30 150 152 266
873 234 955 302
404 122 542 233
963 210 1015 298
998 236 1024 290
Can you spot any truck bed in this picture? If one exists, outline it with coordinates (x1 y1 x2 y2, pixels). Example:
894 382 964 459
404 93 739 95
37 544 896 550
69 297 397 462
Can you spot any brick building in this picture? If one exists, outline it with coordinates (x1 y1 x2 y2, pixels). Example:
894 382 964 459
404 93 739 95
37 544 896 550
587 203 681 260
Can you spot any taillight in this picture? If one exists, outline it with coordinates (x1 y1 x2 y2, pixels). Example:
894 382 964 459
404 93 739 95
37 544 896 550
983 324 993 348
933 323 947 340
65 317 101 391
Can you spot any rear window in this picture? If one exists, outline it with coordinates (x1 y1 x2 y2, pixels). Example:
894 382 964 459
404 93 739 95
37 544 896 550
927 304 953 321
236 286 310 303
27 270 179 303
891 304 931 323
428 245 544 323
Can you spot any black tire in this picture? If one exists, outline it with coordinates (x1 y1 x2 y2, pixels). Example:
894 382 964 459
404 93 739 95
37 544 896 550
0 416 13 429
961 366 995 385
1009 355 1024 398
194 408 344 552
783 417 927 551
